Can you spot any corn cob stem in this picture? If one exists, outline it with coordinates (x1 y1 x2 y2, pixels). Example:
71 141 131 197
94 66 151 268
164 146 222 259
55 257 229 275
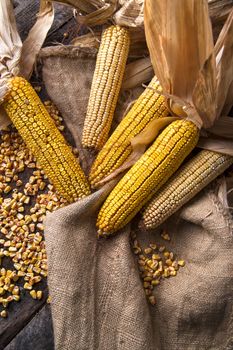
97 119 199 236
142 150 233 229
89 76 168 188
82 25 130 150
3 76 91 203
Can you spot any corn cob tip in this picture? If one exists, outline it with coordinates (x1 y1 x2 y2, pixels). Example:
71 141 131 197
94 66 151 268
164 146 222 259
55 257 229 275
97 228 112 238
138 219 148 231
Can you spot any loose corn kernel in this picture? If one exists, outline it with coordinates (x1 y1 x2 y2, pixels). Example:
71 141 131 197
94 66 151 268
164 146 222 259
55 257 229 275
178 260 185 267
13 295 20 301
30 290 37 299
1 310 7 318
36 291 43 300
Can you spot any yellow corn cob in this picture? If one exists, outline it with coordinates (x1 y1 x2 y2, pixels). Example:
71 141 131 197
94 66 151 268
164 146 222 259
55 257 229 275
3 76 91 203
82 25 130 150
143 150 233 229
89 76 168 188
97 119 199 236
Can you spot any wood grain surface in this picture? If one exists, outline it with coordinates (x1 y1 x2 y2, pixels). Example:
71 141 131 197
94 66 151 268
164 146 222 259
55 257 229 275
1 2 76 349
1 0 232 349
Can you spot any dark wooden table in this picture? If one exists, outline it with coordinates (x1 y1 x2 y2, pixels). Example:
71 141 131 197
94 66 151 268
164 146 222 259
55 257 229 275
1 2 78 349
1 1 231 349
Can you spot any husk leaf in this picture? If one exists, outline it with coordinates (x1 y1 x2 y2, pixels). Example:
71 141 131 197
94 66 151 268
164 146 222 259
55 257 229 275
122 57 153 90
221 80 233 117
74 1 117 26
0 106 11 129
20 1 54 79
207 116 233 140
0 0 22 98
144 0 216 129
113 0 144 28
53 0 233 31
0 0 22 126
198 136 233 156
214 8 233 118
71 32 101 48
199 8 233 155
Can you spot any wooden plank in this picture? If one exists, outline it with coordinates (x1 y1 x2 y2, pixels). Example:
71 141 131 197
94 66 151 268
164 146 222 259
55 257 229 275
0 87 77 350
0 4 76 349
0 284 48 350
4 305 54 350
13 0 74 44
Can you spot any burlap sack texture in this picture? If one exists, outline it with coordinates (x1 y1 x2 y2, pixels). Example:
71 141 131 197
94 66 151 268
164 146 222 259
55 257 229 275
40 46 233 350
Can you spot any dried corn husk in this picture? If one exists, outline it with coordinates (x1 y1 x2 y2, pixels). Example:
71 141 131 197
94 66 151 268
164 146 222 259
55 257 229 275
145 0 216 129
54 0 233 31
122 57 153 89
144 0 233 155
98 1 233 184
207 117 233 140
215 9 233 118
67 0 232 78
0 0 54 129
20 1 54 79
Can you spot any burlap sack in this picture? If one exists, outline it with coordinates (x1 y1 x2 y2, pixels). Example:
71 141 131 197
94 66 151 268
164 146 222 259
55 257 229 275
40 46 233 350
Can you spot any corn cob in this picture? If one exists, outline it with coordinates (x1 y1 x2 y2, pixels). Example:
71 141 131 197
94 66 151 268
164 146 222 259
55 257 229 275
143 150 233 229
82 25 130 150
97 119 199 236
89 76 168 188
3 76 91 203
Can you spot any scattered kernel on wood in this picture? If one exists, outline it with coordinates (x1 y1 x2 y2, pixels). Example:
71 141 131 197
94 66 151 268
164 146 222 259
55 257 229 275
30 290 37 299
0 101 68 316
161 230 171 241
37 291 43 300
0 310 7 318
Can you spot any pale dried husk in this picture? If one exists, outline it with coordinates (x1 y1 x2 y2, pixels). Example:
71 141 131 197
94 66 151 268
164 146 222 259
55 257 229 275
102 2 233 183
199 8 233 155
54 0 144 27
0 0 22 101
122 57 153 90
54 0 233 31
143 0 233 157
0 0 54 129
144 0 216 129
199 115 233 157
214 9 233 118
208 116 233 140
198 137 233 156
20 1 54 79
113 0 144 27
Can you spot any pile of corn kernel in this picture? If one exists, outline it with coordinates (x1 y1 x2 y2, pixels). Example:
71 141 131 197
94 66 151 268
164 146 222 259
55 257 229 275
0 101 73 318
131 230 185 306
